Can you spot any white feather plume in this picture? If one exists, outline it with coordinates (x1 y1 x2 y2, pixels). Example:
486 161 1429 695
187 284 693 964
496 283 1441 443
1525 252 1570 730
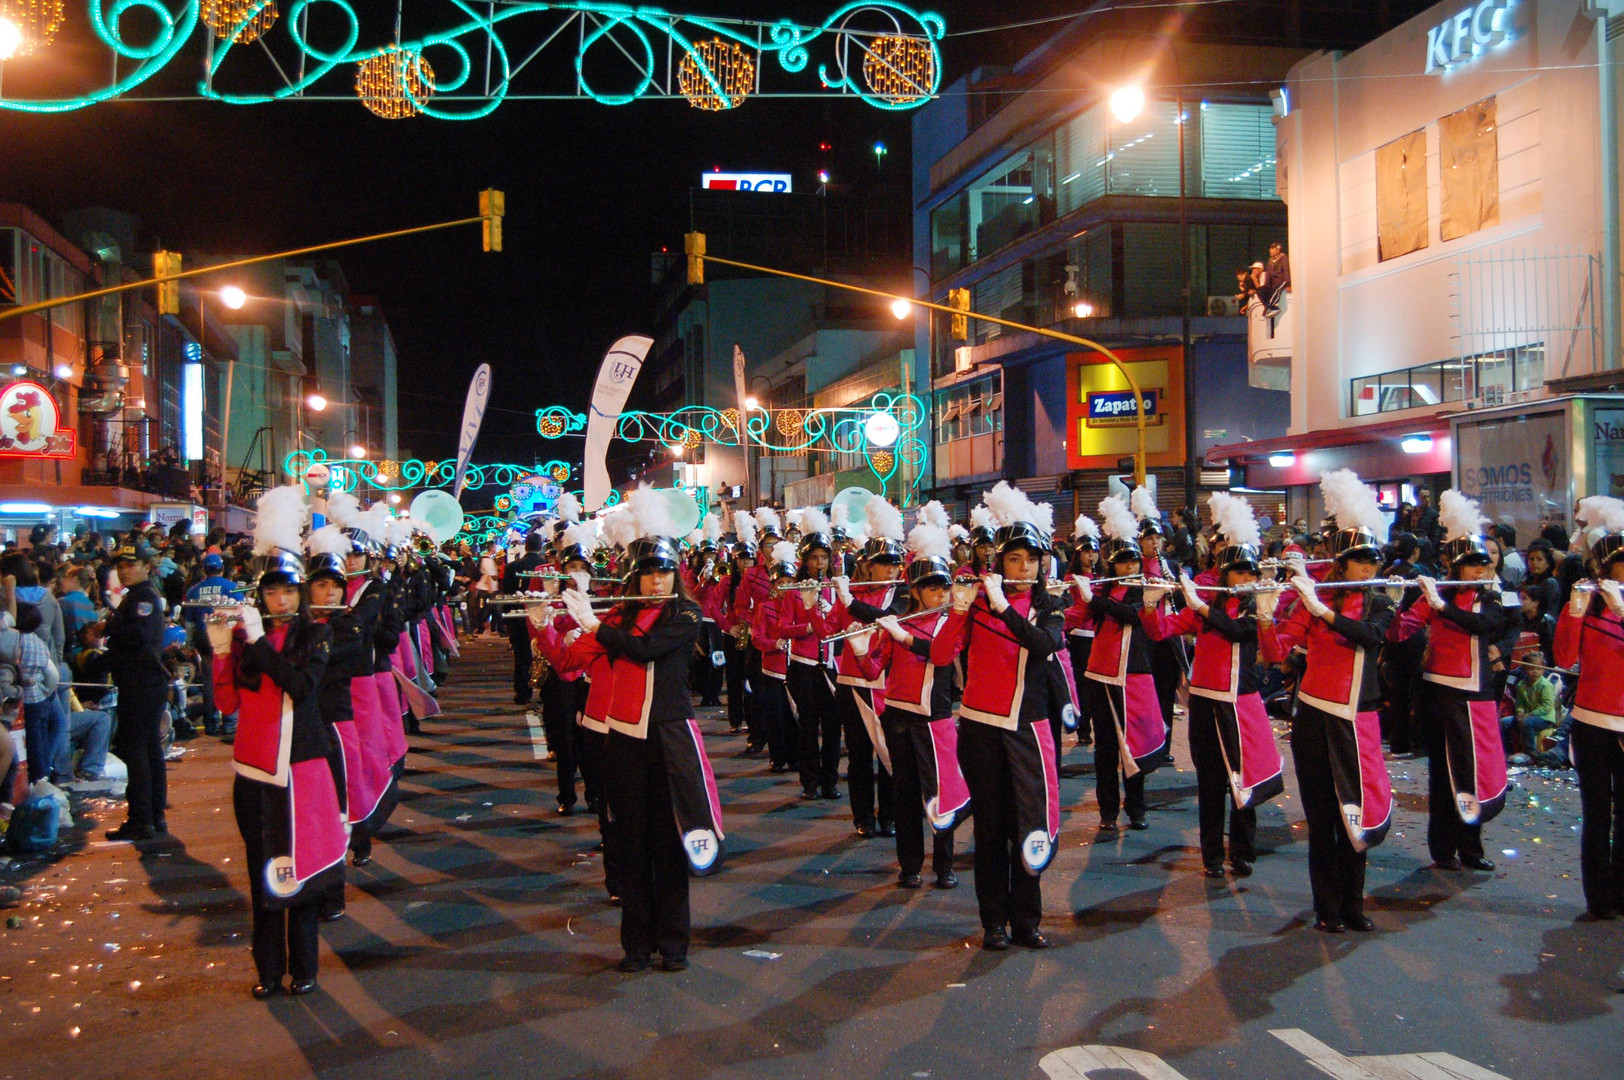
1438 488 1490 543
733 509 758 547
685 529 703 546
1207 491 1261 548
1130 485 1160 523
1073 514 1100 542
907 518 953 562
254 485 309 556
560 522 597 554
848 521 870 546
1098 494 1138 542
599 506 639 550
799 506 830 537
703 513 723 542
385 514 416 549
785 508 805 533
755 506 782 534
863 495 904 542
969 505 996 533
1318 469 1385 533
916 501 950 530
949 523 970 542
1577 496 1624 534
770 540 798 567
306 523 351 557
625 484 677 540
324 489 361 528
555 491 581 524
983 481 1037 528
1032 500 1054 536
355 504 392 543
831 502 851 530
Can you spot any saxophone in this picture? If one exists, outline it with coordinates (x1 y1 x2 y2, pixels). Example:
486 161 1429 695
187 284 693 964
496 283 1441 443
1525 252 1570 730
530 654 552 690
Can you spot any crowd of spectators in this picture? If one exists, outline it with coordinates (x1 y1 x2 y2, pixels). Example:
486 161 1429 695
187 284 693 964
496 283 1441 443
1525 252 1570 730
1235 241 1291 315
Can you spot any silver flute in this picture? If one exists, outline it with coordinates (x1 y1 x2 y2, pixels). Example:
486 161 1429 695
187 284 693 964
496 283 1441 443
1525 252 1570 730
821 603 953 644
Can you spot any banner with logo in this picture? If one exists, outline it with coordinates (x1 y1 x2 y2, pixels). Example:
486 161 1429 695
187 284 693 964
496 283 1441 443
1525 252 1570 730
452 363 492 501
1455 408 1568 542
733 344 750 505
583 336 654 511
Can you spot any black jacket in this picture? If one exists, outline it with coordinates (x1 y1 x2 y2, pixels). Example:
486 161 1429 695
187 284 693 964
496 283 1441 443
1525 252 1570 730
596 598 703 726
106 579 169 689
235 617 333 766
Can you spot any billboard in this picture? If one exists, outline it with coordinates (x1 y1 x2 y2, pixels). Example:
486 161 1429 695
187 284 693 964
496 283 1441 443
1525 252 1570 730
1065 346 1184 470
0 381 76 458
1455 408 1568 540
701 172 793 193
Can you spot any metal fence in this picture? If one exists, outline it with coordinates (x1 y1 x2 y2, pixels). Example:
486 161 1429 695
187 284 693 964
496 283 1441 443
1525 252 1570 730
1449 245 1600 384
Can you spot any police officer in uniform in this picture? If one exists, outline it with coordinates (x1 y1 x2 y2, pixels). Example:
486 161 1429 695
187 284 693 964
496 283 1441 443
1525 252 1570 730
503 532 549 705
106 545 172 841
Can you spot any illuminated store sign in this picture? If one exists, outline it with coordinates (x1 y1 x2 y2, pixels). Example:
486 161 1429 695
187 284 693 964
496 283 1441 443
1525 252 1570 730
701 172 793 193
1424 0 1510 75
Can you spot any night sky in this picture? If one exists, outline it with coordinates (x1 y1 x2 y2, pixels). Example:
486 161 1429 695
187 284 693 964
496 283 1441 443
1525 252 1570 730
0 0 1069 467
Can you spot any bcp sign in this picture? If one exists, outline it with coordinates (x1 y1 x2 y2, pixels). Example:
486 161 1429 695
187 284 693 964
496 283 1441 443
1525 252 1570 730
1423 0 1509 74
701 172 793 193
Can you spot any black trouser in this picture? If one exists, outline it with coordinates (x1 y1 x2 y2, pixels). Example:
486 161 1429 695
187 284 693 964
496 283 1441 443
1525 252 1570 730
604 731 689 961
1149 638 1184 729
837 684 893 827
1381 637 1425 753
789 662 840 792
1572 722 1624 914
578 727 623 897
756 675 797 768
571 681 600 807
234 777 319 984
957 719 1041 933
539 676 579 809
743 646 764 745
113 684 167 832
723 633 748 731
1085 679 1146 824
1421 685 1485 864
695 623 724 705
1291 705 1366 920
1066 636 1095 744
1187 697 1256 868
884 712 955 877
509 622 534 703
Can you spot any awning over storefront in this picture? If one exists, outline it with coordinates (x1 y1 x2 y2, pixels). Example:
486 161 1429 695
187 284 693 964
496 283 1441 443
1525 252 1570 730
1207 412 1453 487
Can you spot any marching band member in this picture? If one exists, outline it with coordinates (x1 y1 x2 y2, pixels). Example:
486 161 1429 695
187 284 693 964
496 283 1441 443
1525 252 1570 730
726 511 763 740
1555 497 1624 919
1387 488 1514 874
559 487 721 973
1064 517 1101 748
1261 470 1395 933
212 487 346 998
846 507 965 888
1079 495 1169 832
1142 493 1283 878
1132 486 1184 735
968 506 998 575
346 505 406 865
692 515 729 709
750 541 803 773
931 483 1063 951
778 509 842 801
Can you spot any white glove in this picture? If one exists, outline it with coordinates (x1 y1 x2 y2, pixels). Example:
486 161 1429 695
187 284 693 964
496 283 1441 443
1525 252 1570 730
1072 575 1093 604
563 628 583 646
1600 580 1624 618
1292 575 1330 619
569 570 591 593
1570 585 1591 617
834 575 853 607
1253 588 1279 621
1179 572 1207 615
562 589 600 633
1142 584 1170 609
1418 575 1446 612
816 597 834 616
238 605 265 644
877 614 911 643
847 627 874 655
1283 554 1307 578
1384 580 1405 606
525 602 550 629
950 581 978 614
983 573 1008 613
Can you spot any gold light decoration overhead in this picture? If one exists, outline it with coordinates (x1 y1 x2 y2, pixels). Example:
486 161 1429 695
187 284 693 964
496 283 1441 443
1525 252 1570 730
0 0 65 56
355 45 435 119
549 463 570 482
538 414 565 437
861 35 935 106
871 449 895 475
677 38 754 111
720 407 740 432
376 459 400 480
200 0 278 45
681 428 703 450
775 408 804 438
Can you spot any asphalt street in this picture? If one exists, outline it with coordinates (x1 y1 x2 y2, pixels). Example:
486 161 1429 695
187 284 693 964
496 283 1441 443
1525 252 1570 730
0 637 1619 1080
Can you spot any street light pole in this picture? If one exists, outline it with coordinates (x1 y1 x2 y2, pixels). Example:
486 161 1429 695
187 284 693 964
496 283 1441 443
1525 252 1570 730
1178 73 1197 524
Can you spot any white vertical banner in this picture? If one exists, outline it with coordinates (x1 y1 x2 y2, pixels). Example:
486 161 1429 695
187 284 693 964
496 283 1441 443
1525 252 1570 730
584 336 654 512
452 363 492 501
733 344 750 507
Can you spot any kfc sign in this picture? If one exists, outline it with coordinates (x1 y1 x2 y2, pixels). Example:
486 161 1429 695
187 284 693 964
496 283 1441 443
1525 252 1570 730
0 381 75 458
1424 0 1510 75
701 172 793 193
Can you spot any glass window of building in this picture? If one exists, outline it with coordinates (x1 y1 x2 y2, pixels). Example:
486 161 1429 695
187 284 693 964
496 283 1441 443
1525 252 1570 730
970 262 1024 342
1105 99 1185 198
0 229 15 305
967 147 1053 263
1121 224 1183 317
1199 103 1278 200
931 194 968 278
1055 105 1109 213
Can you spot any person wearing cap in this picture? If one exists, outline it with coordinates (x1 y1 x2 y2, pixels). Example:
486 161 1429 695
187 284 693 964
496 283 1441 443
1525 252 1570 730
502 532 549 706
305 544 363 923
105 544 173 842
1137 514 1185 736
344 527 405 866
186 551 245 738
781 529 842 801
1063 528 1101 750
722 539 758 738
1261 518 1396 933
1553 500 1624 919
749 543 802 774
930 510 1064 951
559 520 711 973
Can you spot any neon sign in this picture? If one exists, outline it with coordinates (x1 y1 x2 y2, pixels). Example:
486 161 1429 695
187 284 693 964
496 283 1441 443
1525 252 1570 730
1424 0 1510 75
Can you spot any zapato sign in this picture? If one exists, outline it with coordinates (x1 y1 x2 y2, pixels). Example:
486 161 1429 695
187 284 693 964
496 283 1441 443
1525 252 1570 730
1086 388 1161 428
1423 0 1510 74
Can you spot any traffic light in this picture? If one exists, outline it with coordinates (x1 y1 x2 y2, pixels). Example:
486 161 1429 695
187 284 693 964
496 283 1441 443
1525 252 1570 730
948 287 970 340
153 251 181 315
480 189 505 252
685 231 706 285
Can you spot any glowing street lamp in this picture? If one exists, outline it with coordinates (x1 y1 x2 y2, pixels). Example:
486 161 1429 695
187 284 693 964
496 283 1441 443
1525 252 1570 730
744 396 759 411
890 298 912 320
219 285 247 310
349 444 367 458
306 393 328 412
1110 84 1145 124
0 16 21 61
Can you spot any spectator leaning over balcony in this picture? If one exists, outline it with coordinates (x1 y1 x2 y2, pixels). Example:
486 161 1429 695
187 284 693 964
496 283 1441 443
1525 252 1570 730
1263 242 1291 313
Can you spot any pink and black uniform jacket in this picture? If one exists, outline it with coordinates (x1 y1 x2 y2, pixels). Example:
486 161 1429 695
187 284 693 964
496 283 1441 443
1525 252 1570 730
1261 591 1395 718
824 583 907 689
1387 589 1513 699
750 595 794 679
1142 598 1260 702
1556 601 1624 732
1063 576 1097 642
533 610 616 733
777 587 833 668
597 600 702 740
733 565 772 636
930 590 1064 730
1085 585 1154 685
852 613 955 718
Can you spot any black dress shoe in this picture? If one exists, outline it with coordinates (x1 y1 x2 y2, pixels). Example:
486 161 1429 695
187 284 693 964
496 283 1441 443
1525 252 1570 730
659 955 688 972
1097 819 1119 833
617 955 650 973
251 982 282 999
877 822 896 837
351 853 373 867
319 907 346 923
1313 916 1347 934
556 803 575 816
1432 856 1464 872
898 872 923 889
1127 816 1149 831
1011 927 1050 949
1203 864 1227 879
800 787 820 800
1343 914 1376 933
768 761 790 773
820 786 841 800
153 820 169 834
1584 906 1619 921
106 824 155 842
1461 855 1495 872
854 822 877 838
289 978 318 996
981 928 1011 951
1229 859 1253 878
934 871 959 890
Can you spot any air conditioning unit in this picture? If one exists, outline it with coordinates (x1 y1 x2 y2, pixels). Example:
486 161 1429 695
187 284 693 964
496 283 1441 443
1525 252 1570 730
954 346 976 374
1206 295 1241 317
